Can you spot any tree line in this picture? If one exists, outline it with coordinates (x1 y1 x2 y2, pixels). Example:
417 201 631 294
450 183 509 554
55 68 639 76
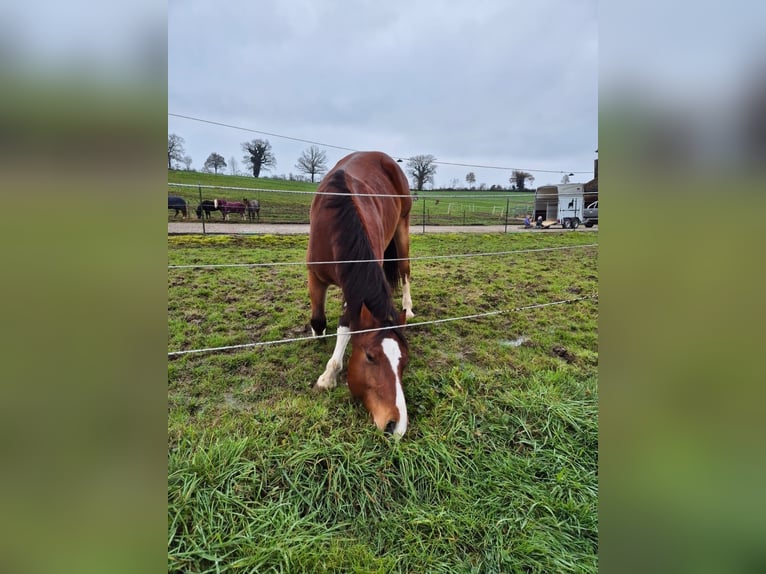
169 134 538 191
168 133 325 181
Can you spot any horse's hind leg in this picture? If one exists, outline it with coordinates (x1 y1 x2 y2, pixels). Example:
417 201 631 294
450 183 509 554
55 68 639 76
393 220 414 319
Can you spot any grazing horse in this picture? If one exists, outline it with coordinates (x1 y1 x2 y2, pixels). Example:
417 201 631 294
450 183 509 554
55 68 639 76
168 195 188 218
214 199 247 221
245 198 261 222
307 151 414 437
195 199 218 220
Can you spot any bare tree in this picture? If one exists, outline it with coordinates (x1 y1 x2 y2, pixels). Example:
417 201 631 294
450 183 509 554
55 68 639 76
406 154 437 191
168 133 186 169
229 156 239 176
295 145 328 183
241 139 276 177
465 172 476 189
204 152 227 175
182 156 193 171
510 170 535 191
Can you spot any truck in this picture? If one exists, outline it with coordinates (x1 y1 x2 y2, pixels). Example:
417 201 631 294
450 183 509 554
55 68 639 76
534 183 588 229
582 201 598 227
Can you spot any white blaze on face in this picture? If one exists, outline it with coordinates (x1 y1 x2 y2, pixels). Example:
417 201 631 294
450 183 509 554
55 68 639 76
381 337 408 437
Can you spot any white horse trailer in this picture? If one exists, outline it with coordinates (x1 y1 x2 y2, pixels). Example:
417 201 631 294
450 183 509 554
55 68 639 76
534 184 585 229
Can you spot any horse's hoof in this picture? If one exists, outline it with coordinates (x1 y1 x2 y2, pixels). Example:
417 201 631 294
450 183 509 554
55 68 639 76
314 373 337 390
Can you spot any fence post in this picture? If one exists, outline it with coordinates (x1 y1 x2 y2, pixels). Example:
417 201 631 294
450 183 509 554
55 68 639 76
422 196 426 234
198 183 205 236
504 197 510 233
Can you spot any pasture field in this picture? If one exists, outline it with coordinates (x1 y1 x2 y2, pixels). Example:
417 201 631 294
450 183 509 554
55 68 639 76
168 170 535 226
168 231 598 573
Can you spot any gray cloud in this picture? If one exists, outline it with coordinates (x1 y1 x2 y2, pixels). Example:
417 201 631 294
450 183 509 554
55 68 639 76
169 0 597 187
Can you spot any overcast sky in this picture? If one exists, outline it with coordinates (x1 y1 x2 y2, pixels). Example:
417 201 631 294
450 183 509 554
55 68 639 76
169 0 598 188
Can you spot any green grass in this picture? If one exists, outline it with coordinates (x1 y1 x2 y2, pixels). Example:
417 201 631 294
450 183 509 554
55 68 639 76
168 231 598 572
168 170 535 225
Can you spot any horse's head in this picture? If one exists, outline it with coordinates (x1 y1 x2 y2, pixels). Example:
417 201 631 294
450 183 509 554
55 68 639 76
195 204 202 219
347 306 409 437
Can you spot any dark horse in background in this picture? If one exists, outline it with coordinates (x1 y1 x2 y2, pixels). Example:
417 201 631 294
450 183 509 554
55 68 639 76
195 199 218 220
168 196 188 218
307 151 414 437
196 198 260 221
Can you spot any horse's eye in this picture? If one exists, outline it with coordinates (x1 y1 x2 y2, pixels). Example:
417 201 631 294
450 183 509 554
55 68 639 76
365 351 374 363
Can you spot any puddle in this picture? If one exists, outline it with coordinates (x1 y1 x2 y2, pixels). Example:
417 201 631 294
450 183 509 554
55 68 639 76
499 336 530 347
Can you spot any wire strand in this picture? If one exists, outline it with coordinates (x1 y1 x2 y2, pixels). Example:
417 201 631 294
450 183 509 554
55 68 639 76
168 112 594 175
168 243 598 270
167 294 597 357
168 181 598 200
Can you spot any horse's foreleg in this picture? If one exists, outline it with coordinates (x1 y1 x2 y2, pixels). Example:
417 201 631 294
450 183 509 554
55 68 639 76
308 272 328 337
310 273 346 389
315 323 349 390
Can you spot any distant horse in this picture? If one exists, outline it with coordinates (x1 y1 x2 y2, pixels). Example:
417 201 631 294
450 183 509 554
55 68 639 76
214 199 247 221
245 198 261 222
168 195 188 218
307 151 414 437
195 200 218 220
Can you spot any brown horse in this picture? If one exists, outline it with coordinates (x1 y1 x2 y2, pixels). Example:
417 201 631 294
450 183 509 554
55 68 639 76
307 151 414 437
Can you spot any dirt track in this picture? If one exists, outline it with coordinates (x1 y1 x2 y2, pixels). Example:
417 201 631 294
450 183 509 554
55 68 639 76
168 222 597 235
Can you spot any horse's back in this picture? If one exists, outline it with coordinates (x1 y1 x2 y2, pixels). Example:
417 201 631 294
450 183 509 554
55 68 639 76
330 151 410 202
308 152 411 283
310 152 410 219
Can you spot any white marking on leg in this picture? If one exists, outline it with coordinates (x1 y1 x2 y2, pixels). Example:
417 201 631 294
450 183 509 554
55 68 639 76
402 276 414 319
315 326 350 389
382 338 408 437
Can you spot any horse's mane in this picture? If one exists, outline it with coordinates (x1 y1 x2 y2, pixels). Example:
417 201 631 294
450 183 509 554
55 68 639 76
323 170 406 344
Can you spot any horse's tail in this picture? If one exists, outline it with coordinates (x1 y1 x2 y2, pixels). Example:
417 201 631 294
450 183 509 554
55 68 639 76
383 240 401 290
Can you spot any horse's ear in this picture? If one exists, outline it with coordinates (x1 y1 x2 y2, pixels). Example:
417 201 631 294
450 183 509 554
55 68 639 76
359 304 375 328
